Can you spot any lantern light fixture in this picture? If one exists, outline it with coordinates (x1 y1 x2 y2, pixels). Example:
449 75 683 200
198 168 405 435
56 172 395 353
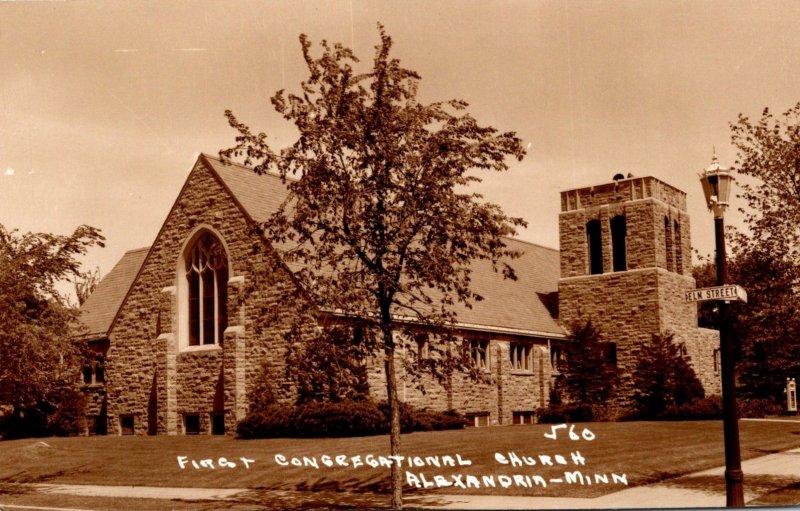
699 149 735 218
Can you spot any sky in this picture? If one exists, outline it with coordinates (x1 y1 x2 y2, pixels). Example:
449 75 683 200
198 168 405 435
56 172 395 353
2 0 799 288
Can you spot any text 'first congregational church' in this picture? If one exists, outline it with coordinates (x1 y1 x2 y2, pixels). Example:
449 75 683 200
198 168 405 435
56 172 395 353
77 154 720 435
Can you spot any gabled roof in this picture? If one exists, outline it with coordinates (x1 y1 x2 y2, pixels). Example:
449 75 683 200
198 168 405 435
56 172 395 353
205 155 564 337
77 247 149 340
79 155 565 340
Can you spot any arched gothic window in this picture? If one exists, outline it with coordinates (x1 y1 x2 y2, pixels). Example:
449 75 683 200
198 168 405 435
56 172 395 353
185 233 228 346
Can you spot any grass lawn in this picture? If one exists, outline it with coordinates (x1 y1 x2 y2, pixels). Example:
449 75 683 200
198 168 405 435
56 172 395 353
1 420 799 499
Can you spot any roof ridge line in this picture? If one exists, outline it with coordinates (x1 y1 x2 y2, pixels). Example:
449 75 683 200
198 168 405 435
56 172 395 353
502 236 559 252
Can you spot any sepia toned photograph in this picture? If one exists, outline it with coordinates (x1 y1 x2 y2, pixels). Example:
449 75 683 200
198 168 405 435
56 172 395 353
1 1 799 509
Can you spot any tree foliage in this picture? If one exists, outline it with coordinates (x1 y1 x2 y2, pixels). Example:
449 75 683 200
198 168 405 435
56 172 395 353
694 242 800 401
559 320 617 405
221 26 526 507
285 323 371 404
631 333 704 419
0 223 104 436
691 102 800 402
74 267 101 307
731 102 800 261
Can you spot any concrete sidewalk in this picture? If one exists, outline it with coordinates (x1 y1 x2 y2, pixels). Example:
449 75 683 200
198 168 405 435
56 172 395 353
425 446 800 509
5 446 800 509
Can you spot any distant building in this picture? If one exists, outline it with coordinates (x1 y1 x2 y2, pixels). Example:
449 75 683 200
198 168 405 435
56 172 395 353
77 155 718 435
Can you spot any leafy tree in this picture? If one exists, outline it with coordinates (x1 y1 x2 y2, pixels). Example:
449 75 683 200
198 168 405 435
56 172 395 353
74 266 101 307
631 333 704 418
220 26 525 507
0 224 104 437
731 102 800 263
693 243 800 401
286 322 371 404
691 103 800 403
559 320 617 405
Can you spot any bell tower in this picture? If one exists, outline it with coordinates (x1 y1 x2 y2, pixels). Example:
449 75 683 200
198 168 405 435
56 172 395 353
558 175 721 406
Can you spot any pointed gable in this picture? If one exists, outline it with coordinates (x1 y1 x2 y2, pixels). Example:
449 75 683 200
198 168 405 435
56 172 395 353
84 154 564 341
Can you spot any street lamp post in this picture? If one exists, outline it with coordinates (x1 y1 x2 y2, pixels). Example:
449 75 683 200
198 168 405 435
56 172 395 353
699 153 745 507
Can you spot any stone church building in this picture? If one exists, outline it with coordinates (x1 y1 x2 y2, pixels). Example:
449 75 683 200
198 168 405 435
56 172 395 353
77 154 720 436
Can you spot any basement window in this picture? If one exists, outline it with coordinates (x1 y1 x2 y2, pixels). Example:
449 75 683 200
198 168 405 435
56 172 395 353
184 414 201 435
513 411 536 425
211 413 225 435
120 415 135 435
465 411 490 427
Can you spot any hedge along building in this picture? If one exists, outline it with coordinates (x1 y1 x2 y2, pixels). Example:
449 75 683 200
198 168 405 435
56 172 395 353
77 154 566 436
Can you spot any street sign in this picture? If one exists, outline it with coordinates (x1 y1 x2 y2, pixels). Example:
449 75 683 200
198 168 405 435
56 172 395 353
684 285 748 304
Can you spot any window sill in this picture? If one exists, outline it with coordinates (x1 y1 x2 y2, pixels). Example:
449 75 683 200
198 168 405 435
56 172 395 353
81 383 106 390
509 370 535 376
181 344 222 354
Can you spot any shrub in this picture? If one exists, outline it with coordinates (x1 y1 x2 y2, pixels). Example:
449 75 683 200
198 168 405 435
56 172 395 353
538 404 595 423
237 399 466 439
424 409 468 431
376 401 467 433
632 333 705 419
236 404 294 439
659 395 723 421
0 387 87 439
295 400 388 437
738 398 784 418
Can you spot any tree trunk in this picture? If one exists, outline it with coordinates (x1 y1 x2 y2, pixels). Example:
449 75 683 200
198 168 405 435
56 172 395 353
382 318 402 508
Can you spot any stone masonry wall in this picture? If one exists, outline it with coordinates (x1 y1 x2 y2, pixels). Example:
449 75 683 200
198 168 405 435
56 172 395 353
559 266 720 406
107 160 299 435
657 271 721 395
559 269 663 406
560 177 691 279
367 332 553 426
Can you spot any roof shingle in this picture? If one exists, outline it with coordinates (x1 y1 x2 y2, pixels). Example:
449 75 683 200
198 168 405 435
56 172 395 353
203 155 564 337
79 155 564 340
77 247 149 339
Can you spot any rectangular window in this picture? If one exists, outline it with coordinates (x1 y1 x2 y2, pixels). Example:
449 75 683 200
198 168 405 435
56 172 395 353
95 358 105 383
509 342 532 372
470 340 489 371
587 220 603 275
713 348 721 375
211 413 225 435
550 346 562 374
606 343 617 367
513 411 536 425
184 414 201 435
465 412 490 427
120 415 135 435
82 356 106 385
416 334 429 360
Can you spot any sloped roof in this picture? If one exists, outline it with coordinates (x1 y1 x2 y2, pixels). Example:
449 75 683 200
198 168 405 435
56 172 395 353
201 155 289 223
77 247 149 339
79 155 564 340
449 238 562 336
203 155 564 337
